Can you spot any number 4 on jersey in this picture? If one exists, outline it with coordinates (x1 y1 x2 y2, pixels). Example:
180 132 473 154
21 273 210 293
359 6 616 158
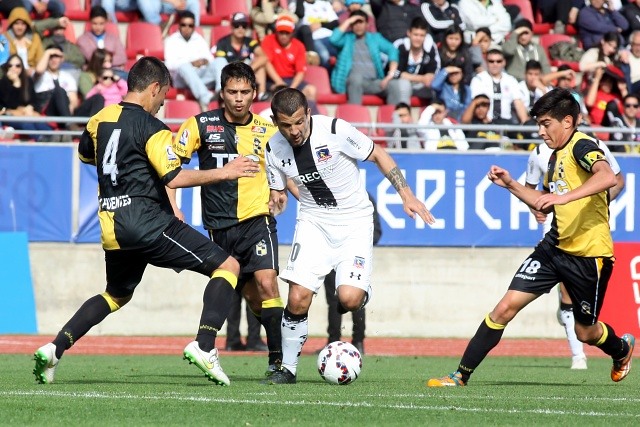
103 129 121 186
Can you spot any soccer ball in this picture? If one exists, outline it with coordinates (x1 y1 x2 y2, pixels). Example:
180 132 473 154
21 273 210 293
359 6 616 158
316 341 362 385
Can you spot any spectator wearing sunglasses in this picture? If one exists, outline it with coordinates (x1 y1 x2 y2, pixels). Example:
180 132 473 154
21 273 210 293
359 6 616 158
603 93 640 153
164 10 216 111
84 68 127 107
212 13 269 101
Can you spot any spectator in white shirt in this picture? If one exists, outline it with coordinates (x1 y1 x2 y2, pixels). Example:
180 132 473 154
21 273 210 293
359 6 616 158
417 100 469 151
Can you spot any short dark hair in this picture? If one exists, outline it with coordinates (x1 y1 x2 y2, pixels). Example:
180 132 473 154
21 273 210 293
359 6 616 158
476 27 491 38
530 88 580 125
220 61 257 91
623 93 640 104
395 102 410 111
89 5 108 20
350 9 368 22
127 56 172 93
271 88 308 120
525 59 542 72
410 16 428 31
178 10 195 22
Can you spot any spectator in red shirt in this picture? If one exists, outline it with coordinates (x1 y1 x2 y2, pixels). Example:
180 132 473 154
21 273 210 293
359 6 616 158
261 15 317 102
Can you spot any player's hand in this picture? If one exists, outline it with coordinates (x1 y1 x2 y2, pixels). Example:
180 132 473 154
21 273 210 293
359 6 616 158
487 165 513 188
529 207 547 224
403 195 435 225
534 193 564 212
223 155 260 179
269 190 287 216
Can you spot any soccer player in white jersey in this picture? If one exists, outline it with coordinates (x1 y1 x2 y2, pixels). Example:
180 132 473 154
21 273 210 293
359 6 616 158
525 137 625 370
263 88 435 384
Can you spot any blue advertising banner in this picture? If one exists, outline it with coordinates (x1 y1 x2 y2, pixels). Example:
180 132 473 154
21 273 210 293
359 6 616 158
65 149 640 247
0 145 73 241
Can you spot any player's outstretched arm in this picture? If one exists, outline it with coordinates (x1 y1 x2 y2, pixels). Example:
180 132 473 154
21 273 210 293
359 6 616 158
488 165 546 211
367 144 435 225
167 156 259 189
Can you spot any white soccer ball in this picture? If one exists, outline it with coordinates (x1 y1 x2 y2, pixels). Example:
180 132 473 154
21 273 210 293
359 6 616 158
316 341 362 385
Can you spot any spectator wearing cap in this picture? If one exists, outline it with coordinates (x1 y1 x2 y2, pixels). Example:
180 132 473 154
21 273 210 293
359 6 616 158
212 13 269 101
250 0 299 41
457 0 511 45
262 15 318 104
164 10 216 111
370 0 422 45
585 64 628 133
577 0 628 50
293 0 340 69
76 6 127 72
502 19 550 82
330 9 409 105
420 0 465 44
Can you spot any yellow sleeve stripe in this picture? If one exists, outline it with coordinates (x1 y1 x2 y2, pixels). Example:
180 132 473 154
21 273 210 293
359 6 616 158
596 321 609 346
262 297 284 309
101 292 121 312
212 269 238 288
485 313 506 330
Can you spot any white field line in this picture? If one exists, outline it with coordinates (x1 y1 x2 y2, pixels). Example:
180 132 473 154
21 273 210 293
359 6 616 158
2 390 639 417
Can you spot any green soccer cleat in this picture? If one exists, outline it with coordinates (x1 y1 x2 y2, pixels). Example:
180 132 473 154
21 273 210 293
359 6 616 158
33 343 59 384
183 341 230 386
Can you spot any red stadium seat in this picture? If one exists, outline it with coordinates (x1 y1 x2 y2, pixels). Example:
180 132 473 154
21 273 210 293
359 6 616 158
335 104 372 135
251 101 272 115
304 65 347 104
503 0 550 35
126 22 164 60
62 0 89 20
210 0 249 23
211 23 232 48
164 100 202 131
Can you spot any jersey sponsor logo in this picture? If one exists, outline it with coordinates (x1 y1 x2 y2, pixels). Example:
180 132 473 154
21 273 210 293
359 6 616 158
252 125 267 133
315 145 332 162
200 116 220 123
353 256 365 269
255 239 267 256
349 272 362 280
206 133 223 142
347 137 360 150
211 153 240 167
99 195 131 210
206 125 224 132
548 179 569 195
282 158 292 167
166 146 177 161
179 129 189 146
207 143 225 151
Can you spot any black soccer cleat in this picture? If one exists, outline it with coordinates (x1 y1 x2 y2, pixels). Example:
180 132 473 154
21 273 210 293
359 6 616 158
262 366 296 384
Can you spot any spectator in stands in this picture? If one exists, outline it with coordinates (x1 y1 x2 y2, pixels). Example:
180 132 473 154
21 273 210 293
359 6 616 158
551 64 590 125
438 24 474 85
0 54 52 139
620 30 640 94
431 65 471 122
293 0 340 69
457 0 511 45
250 0 299 41
585 65 627 132
604 93 640 153
212 12 269 101
262 15 318 105
469 26 491 74
579 31 621 86
21 0 65 18
460 94 501 150
330 10 409 105
536 0 583 35
164 10 215 112
4 7 44 72
0 17 10 67
395 16 440 104
502 19 550 82
41 18 86 81
518 60 550 111
389 101 422 149
370 0 422 44
84 66 127 107
420 0 465 44
417 100 469 151
100 0 200 27
77 6 127 74
339 0 368 19
577 0 628 50
78 48 112 99
470 48 529 126
622 0 640 36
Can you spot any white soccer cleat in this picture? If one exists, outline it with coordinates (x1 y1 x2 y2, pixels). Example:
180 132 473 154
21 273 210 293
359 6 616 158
571 355 588 370
183 341 230 386
33 343 59 384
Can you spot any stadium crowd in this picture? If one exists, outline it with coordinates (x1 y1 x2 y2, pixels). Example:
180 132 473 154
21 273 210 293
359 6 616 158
0 0 639 153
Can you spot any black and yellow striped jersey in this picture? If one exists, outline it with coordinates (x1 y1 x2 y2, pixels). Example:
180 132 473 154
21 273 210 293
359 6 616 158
173 109 277 230
543 131 613 257
78 102 182 250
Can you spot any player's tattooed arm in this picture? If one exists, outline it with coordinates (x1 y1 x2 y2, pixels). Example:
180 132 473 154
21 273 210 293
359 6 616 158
385 166 409 193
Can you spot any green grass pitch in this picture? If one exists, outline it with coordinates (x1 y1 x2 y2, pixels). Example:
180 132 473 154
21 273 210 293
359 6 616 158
1 354 638 425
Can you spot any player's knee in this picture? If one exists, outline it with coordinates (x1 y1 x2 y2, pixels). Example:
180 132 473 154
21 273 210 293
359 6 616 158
102 291 132 312
574 323 599 344
218 256 240 277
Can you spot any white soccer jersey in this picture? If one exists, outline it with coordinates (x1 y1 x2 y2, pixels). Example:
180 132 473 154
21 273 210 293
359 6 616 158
266 115 375 222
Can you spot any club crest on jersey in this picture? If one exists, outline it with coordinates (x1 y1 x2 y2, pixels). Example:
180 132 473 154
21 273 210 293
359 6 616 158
252 125 267 133
353 256 365 269
255 239 267 256
253 137 262 154
315 145 332 162
166 146 177 161
179 129 189 146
